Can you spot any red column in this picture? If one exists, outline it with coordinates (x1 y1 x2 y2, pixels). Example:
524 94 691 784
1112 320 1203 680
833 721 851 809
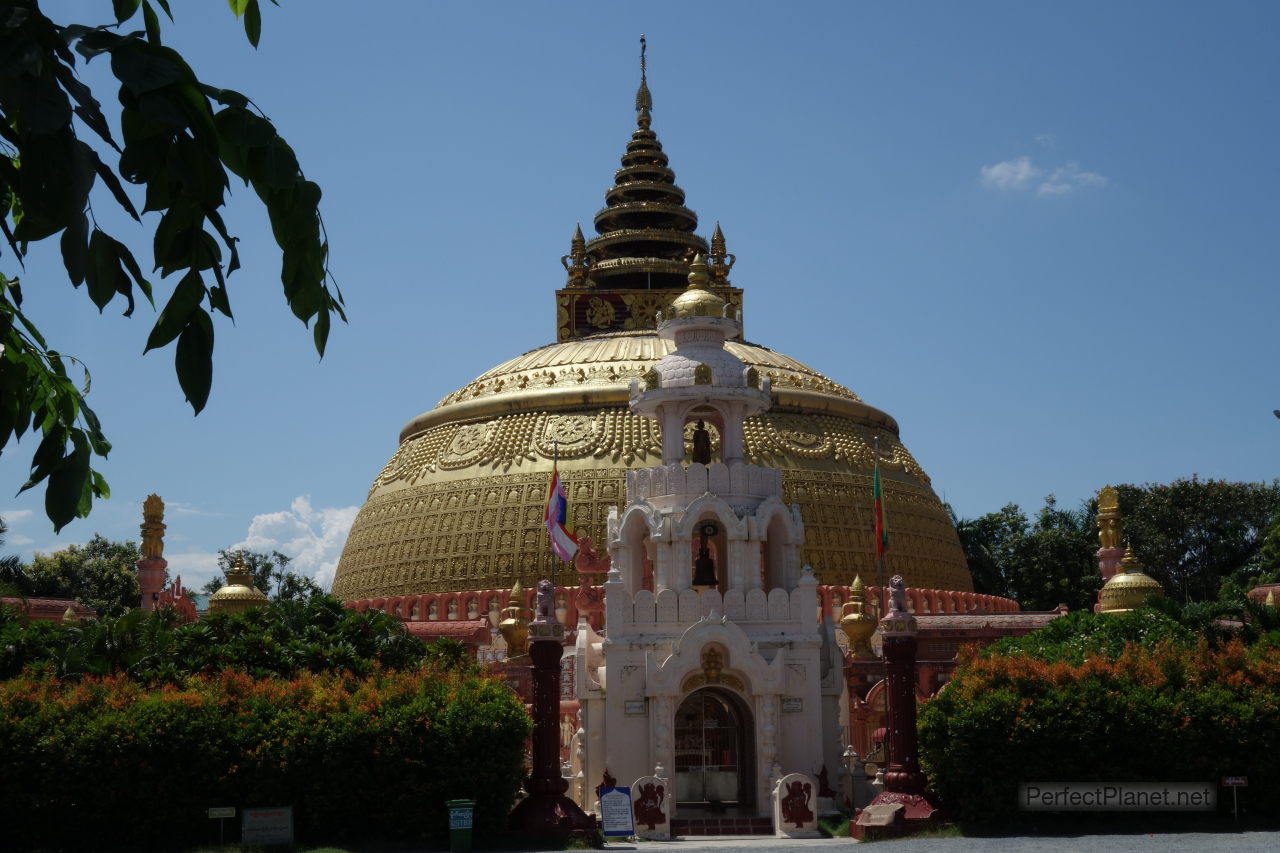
508 581 596 839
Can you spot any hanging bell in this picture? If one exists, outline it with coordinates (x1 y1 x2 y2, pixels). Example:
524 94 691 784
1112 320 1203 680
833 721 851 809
692 546 718 589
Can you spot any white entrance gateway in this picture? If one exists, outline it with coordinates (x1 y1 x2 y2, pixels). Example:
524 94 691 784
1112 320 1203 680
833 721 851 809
573 257 846 822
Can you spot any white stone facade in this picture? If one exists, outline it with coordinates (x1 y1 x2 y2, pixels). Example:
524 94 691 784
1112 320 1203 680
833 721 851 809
573 271 846 822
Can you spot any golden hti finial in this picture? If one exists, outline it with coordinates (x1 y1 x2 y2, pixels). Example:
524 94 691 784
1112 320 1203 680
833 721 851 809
1265 590 1277 609
498 580 531 659
140 494 166 560
708 222 736 286
561 223 591 286
840 575 879 659
635 34 653 127
1097 485 1122 551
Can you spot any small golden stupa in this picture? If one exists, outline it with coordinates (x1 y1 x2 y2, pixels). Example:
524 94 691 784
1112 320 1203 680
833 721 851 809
839 574 879 659
208 556 269 614
1098 547 1164 614
497 580 531 658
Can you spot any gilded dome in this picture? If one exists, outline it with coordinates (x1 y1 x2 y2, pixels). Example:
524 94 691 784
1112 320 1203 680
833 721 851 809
330 56 972 601
331 329 971 599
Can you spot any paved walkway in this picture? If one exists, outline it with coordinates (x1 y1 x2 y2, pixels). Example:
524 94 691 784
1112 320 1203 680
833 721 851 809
598 831 1280 852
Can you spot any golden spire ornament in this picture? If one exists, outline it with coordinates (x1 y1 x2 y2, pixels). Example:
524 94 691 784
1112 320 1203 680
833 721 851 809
636 34 652 117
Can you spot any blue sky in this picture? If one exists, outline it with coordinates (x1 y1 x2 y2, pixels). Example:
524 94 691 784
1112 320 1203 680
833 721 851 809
2 1 1276 591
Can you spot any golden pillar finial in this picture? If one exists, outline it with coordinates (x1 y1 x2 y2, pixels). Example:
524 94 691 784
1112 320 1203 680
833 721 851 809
498 580 531 658
709 222 735 285
140 494 166 560
561 223 591 286
840 575 878 659
1097 485 1122 551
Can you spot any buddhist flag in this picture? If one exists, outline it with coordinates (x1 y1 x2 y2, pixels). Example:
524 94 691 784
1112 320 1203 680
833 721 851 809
873 460 889 561
545 467 579 563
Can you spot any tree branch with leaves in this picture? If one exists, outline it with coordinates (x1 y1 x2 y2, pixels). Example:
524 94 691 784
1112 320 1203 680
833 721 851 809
0 0 343 531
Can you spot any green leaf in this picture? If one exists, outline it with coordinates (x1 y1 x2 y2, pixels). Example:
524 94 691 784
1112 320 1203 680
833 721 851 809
228 0 252 16
244 0 262 48
144 270 204 352
110 44 180 96
215 106 275 149
175 309 214 413
86 229 120 311
250 138 300 191
60 213 89 287
142 1 162 44
113 0 143 24
201 85 250 110
46 432 92 532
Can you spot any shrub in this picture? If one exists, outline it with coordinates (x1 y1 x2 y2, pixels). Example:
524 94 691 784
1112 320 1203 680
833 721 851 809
0 596 427 681
0 665 531 849
920 636 1280 827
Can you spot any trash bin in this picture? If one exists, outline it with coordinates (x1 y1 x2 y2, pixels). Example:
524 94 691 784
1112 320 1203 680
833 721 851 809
446 799 475 853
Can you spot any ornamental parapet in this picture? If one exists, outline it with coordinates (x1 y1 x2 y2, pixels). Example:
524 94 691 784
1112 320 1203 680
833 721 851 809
605 181 687 205
627 461 782 505
589 257 694 277
585 228 708 254
605 585 817 638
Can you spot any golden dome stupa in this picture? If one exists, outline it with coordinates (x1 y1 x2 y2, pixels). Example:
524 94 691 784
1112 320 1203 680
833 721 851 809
331 51 971 601
208 557 270 614
1099 547 1164 614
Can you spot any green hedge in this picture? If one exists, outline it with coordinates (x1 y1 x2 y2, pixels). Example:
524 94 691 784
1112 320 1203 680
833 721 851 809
0 596 428 681
0 666 531 849
919 629 1280 827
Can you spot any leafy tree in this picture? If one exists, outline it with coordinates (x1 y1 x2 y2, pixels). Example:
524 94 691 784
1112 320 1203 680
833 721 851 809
1116 478 1280 602
0 517 29 596
201 547 324 601
951 497 1100 611
25 533 141 617
0 1 344 532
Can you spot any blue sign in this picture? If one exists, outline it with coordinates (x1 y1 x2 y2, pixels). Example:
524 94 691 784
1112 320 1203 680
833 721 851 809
599 786 635 837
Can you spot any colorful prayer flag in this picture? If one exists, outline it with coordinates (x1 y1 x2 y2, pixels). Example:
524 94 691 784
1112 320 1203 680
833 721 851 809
545 467 579 563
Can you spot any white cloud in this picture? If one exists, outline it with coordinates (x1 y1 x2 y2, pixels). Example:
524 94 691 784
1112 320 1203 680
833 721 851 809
1036 162 1109 197
232 496 359 591
166 501 221 517
165 549 223 592
981 154 1108 197
1034 133 1056 148
0 508 34 547
980 156 1041 190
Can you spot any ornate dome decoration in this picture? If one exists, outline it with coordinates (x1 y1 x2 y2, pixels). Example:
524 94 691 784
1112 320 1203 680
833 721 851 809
331 47 972 601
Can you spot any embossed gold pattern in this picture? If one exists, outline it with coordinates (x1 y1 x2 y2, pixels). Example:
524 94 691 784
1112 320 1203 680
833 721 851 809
333 402 969 598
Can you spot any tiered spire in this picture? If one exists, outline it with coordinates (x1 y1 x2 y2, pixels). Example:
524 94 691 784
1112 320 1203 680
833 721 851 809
577 36 708 290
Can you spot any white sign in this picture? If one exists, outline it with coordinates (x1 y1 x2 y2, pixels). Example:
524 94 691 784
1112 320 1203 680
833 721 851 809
242 806 294 845
206 807 235 819
1222 776 1248 787
599 786 635 837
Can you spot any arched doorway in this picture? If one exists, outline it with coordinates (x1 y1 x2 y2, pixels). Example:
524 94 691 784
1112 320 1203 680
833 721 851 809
674 688 753 811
